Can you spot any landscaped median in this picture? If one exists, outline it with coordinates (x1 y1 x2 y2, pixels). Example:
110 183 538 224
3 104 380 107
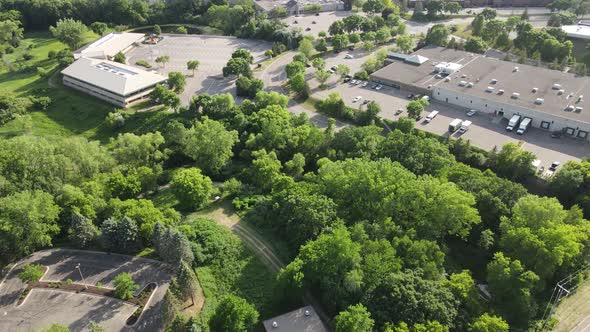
16 264 156 326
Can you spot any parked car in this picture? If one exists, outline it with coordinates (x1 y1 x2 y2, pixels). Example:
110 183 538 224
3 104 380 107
293 20 298 24
315 12 320 16
306 27 311 31
549 161 561 172
372 84 378 89
355 80 362 85
343 77 351 83
551 131 562 138
361 81 368 87
345 54 354 59
466 109 477 117
328 69 335 74
395 108 404 115
350 79 358 84
362 99 370 105
330 65 337 71
407 93 414 99
353 96 362 102
348 46 355 51
312 21 317 24
375 84 383 90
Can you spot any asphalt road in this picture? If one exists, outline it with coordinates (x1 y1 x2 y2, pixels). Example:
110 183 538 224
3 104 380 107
0 249 172 332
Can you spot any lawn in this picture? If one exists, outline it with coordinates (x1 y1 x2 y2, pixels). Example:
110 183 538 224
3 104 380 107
0 31 122 141
452 23 474 40
553 275 590 332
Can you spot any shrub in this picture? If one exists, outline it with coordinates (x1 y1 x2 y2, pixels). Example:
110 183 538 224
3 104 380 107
113 272 139 300
135 60 152 68
18 264 45 283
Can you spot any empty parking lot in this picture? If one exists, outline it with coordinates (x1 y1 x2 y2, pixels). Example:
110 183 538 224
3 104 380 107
126 35 271 104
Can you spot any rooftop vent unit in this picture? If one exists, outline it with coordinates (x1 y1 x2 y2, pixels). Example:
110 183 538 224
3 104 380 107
532 87 538 93
304 310 311 316
497 89 505 95
459 81 467 86
575 106 583 112
272 321 278 328
467 82 474 88
552 83 562 90
513 67 519 72
558 89 565 95
486 86 495 92
511 92 520 99
535 98 544 104
490 79 497 84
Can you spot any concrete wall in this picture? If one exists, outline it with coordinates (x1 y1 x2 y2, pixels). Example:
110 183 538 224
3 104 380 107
434 86 590 140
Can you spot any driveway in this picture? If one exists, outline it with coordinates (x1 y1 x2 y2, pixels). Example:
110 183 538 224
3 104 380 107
0 249 172 332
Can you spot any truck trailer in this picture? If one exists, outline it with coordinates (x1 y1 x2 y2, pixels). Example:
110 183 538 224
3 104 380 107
449 118 462 132
516 117 532 135
506 114 521 131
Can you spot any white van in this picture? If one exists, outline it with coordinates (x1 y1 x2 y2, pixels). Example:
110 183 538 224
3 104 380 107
425 110 439 123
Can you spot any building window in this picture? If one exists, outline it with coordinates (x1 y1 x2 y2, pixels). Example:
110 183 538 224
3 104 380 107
470 100 472 103
437 92 440 95
540 121 551 129
456 97 458 100
578 130 588 139
485 104 487 107
565 127 575 136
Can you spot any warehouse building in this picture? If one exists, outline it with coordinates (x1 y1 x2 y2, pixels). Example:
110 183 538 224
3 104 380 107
62 57 166 108
371 46 590 141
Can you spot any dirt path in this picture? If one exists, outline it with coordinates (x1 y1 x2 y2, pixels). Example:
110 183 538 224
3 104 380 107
191 200 331 323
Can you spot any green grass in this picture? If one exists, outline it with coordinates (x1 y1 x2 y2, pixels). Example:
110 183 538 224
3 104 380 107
452 23 473 40
553 275 590 332
0 31 123 141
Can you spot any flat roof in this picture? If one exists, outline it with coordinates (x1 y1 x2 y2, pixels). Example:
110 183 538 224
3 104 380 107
74 32 145 59
372 46 590 125
561 24 590 39
61 57 166 96
263 306 328 332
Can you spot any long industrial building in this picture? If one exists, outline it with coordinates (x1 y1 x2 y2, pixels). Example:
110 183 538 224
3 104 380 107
63 32 166 108
371 46 590 141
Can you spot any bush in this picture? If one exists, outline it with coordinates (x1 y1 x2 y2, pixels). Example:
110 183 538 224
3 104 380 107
18 264 45 283
354 70 370 81
135 60 152 68
113 272 139 300
113 52 126 64
170 168 213 210
106 111 125 129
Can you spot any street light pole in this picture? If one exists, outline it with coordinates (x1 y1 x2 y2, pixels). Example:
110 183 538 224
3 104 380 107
75 264 88 289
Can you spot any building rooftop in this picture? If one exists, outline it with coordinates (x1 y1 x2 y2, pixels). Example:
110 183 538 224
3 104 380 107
561 24 590 40
74 32 145 59
372 46 590 125
61 57 166 96
263 306 328 332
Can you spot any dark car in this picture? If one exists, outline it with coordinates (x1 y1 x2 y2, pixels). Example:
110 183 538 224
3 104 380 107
345 74 352 79
315 12 320 16
305 63 311 68
312 21 317 24
343 77 351 83
305 27 311 31
549 161 561 172
551 131 562 138
362 99 370 105
348 46 354 51
395 108 404 115
407 93 414 99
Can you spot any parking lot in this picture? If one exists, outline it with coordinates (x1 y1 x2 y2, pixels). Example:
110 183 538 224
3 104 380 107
281 11 361 38
0 249 172 332
126 35 271 104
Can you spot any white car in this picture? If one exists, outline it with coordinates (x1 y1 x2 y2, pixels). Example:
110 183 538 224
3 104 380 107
361 81 368 87
345 54 354 59
350 79 358 84
466 109 477 117
355 80 362 85
353 96 362 102
375 84 383 90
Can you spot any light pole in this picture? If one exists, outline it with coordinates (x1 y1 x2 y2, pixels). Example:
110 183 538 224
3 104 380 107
75 264 88 290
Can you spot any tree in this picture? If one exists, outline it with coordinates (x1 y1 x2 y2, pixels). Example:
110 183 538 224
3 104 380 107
315 69 332 88
406 100 424 119
481 19 505 42
521 7 529 21
396 35 414 53
39 324 70 332
113 272 139 300
168 72 187 92
298 38 314 57
349 33 361 44
0 19 23 47
468 313 509 332
149 84 180 110
176 26 187 34
499 195 590 281
154 24 161 35
170 168 213 210
0 190 60 257
87 321 105 332
155 55 170 68
464 37 488 54
331 34 350 51
100 216 138 253
329 20 345 36
550 166 585 204
315 38 328 52
180 118 239 174
18 264 45 283
187 60 200 76
471 15 485 36
232 49 254 64
176 260 199 305
248 149 283 192
286 60 306 78
69 212 98 248
425 0 445 18
444 2 461 14
363 0 385 15
209 294 259 332
236 76 264 98
113 51 126 64
90 22 108 36
223 57 252 78
289 73 310 97
335 304 375 332
486 252 539 326
424 24 449 47
49 18 88 49
548 11 577 27
336 64 351 77
153 224 194 266
110 132 167 169
481 8 497 20
490 143 536 181
312 57 326 70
